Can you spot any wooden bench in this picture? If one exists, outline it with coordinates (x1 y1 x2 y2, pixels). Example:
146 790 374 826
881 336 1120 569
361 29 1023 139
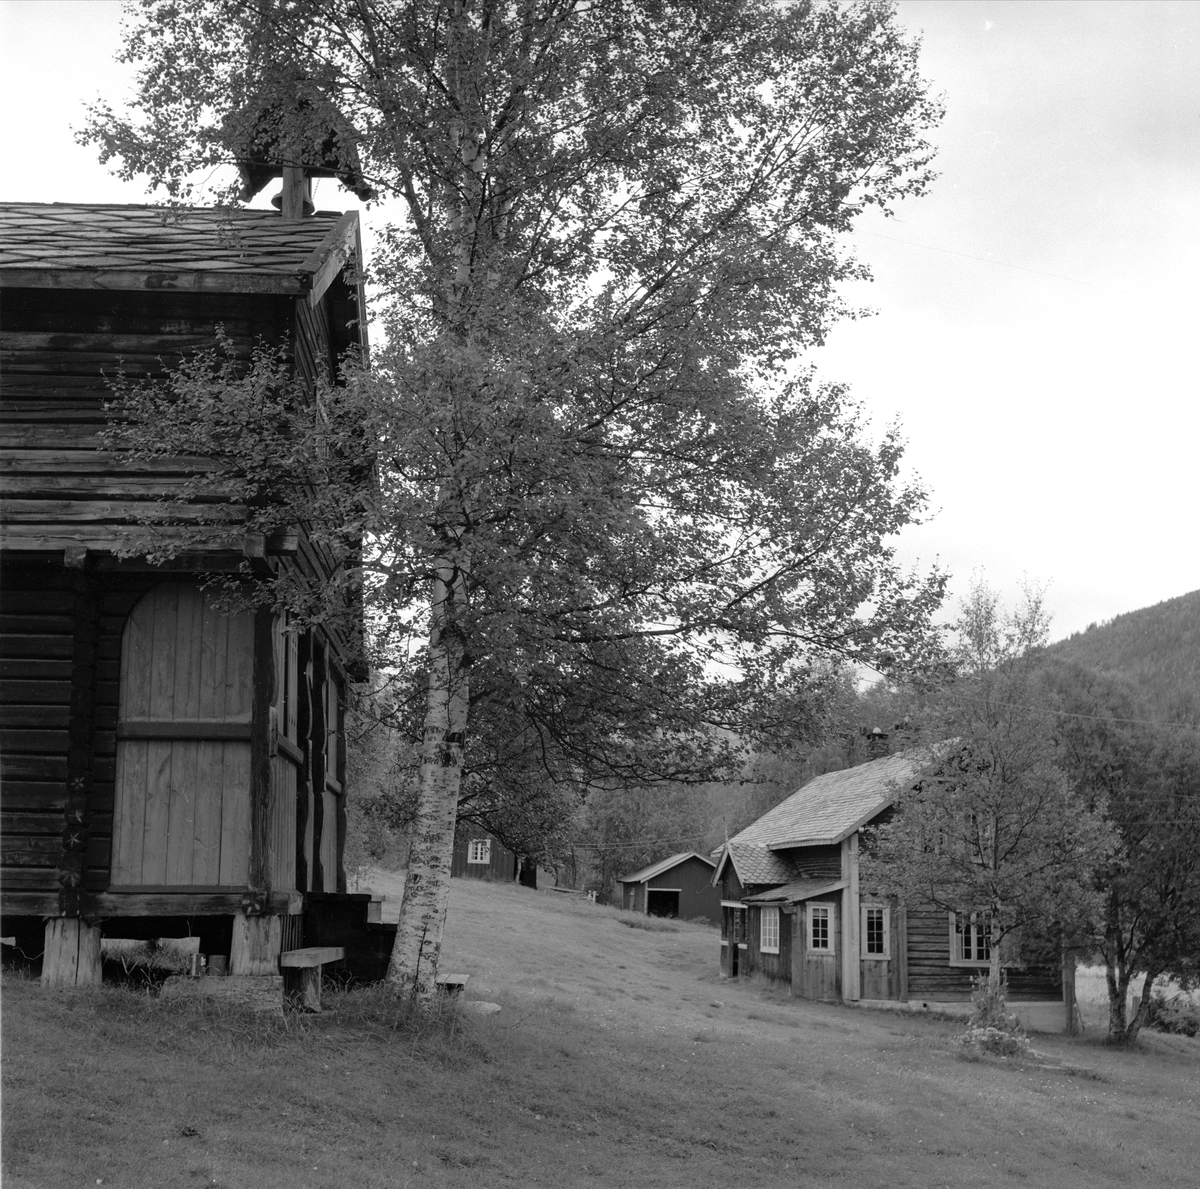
435 972 470 1000
279 946 344 1012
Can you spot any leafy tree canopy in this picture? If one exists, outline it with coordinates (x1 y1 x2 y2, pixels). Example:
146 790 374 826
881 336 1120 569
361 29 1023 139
89 0 947 997
864 583 1114 986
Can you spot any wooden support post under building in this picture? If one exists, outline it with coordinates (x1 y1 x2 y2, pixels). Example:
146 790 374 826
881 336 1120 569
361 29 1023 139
230 913 283 976
42 918 101 988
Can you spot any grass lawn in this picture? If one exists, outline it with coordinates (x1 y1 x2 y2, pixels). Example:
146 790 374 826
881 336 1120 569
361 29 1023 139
3 877 1198 1188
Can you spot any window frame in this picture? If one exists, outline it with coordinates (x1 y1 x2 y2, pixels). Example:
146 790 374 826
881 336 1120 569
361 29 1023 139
948 911 992 966
760 905 780 954
861 903 891 959
467 838 492 865
807 901 836 955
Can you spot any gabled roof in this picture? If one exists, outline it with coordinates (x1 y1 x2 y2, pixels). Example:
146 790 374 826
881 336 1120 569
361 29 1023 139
711 746 946 890
618 850 716 885
712 841 797 888
0 202 359 301
730 748 940 852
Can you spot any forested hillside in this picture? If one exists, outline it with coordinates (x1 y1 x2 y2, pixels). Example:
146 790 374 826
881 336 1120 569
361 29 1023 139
1048 589 1200 721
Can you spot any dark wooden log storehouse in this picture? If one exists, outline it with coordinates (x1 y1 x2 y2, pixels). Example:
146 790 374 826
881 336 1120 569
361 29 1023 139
0 199 392 987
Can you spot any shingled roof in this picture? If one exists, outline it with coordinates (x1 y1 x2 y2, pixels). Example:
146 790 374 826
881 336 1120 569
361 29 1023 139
721 841 797 886
0 202 359 299
617 850 716 885
713 746 945 889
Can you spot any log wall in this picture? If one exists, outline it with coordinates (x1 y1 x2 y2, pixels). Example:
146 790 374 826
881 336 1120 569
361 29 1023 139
905 906 1062 1001
0 289 293 553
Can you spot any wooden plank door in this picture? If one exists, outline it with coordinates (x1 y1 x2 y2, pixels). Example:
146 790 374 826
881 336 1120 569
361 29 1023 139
110 584 254 888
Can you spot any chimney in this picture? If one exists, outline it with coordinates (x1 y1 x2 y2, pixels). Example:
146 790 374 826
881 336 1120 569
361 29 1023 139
864 726 889 761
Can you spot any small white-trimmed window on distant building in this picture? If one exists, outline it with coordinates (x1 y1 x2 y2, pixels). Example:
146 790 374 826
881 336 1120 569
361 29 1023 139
808 902 834 953
467 838 492 865
760 905 780 953
950 912 992 965
862 904 890 958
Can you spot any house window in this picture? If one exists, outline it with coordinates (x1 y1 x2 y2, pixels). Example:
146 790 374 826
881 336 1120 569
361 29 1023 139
467 839 491 865
950 912 992 965
807 903 835 953
760 906 780 954
862 905 890 958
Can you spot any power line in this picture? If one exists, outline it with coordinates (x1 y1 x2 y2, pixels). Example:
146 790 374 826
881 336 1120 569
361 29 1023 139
859 229 1121 294
946 692 1200 733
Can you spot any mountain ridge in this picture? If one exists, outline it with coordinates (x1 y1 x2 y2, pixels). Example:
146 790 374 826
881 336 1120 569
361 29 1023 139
1046 588 1200 721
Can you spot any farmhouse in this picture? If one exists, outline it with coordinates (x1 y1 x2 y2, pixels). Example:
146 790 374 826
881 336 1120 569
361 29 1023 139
0 184 395 988
712 740 1070 1030
618 851 720 924
452 828 518 883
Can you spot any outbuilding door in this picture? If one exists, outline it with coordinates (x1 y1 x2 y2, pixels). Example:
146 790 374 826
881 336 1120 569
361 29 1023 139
110 584 254 887
646 889 680 918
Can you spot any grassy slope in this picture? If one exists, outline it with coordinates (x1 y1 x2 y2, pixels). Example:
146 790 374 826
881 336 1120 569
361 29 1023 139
4 877 1199 1189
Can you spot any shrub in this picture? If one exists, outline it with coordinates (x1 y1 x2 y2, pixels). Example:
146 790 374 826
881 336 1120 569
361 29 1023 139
1146 992 1200 1038
961 1024 1030 1057
958 974 1030 1057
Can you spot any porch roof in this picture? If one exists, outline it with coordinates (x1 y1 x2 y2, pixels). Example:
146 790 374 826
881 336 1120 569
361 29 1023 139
743 878 845 905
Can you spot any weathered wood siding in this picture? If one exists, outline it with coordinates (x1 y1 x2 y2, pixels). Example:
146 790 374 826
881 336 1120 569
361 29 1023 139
742 904 792 986
859 902 903 1001
720 903 747 978
905 906 1062 1001
720 866 744 902
646 856 720 924
774 842 842 880
451 829 517 881
111 584 254 888
0 289 292 553
792 901 841 1001
269 617 299 893
0 563 82 901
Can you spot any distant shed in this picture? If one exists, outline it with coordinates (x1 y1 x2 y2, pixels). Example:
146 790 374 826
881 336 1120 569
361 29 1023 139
618 852 719 924
451 829 517 883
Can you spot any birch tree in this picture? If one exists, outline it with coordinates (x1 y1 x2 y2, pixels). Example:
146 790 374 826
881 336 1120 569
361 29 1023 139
864 584 1113 992
88 0 948 999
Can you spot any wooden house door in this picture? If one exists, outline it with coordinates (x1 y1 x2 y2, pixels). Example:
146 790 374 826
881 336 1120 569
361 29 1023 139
110 584 254 887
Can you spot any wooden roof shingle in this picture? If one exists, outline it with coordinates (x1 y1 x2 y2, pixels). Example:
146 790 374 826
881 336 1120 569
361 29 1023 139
0 202 359 299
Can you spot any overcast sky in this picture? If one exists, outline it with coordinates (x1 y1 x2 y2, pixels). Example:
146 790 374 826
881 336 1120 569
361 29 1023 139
2 0 1197 642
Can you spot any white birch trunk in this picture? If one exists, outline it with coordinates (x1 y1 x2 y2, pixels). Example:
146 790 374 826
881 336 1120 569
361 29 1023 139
386 561 470 1001
386 6 486 1003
